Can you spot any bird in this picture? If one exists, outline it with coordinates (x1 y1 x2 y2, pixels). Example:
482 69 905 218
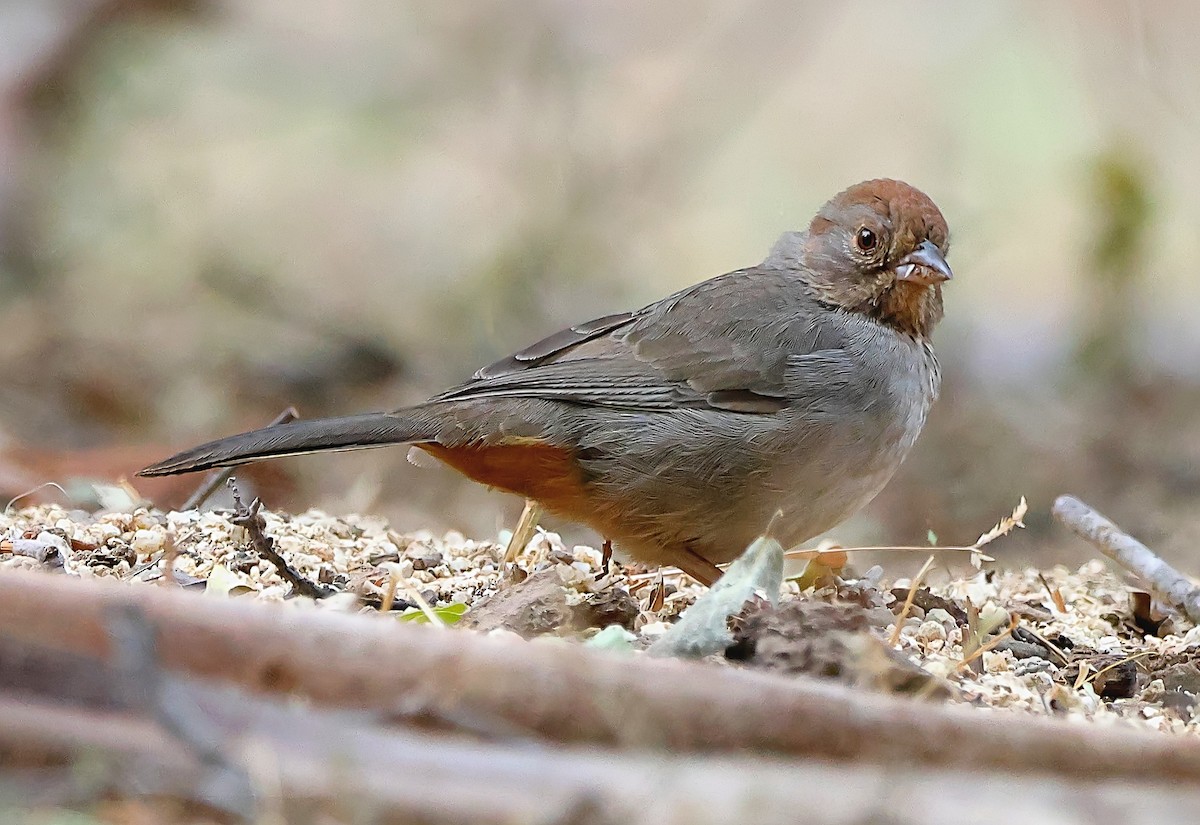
140 179 953 586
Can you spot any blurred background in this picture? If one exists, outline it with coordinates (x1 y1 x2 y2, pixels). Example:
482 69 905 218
2 0 1199 565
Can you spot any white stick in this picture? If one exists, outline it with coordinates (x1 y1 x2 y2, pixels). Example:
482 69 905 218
1053 494 1200 623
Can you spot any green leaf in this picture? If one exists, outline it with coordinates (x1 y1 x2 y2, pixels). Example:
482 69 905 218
927 529 939 546
398 603 468 624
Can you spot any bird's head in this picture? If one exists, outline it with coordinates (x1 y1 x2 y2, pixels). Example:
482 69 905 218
795 179 952 338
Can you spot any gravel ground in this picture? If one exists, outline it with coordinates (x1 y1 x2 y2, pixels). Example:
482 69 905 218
4 501 1200 735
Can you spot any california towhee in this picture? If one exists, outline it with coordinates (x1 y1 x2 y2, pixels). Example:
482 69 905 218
141 179 952 585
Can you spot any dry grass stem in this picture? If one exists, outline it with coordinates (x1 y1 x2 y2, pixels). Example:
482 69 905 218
380 566 400 613
1086 651 1153 687
624 498 1030 584
1013 626 1070 666
4 482 68 513
955 616 1019 673
889 554 937 647
974 497 1029 549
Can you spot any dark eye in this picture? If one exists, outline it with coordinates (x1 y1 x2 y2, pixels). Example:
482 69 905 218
855 227 878 253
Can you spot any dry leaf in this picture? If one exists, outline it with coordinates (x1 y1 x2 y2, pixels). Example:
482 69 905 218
648 575 665 612
1039 572 1067 613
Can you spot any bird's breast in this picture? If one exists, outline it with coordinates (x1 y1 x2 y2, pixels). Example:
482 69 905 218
763 335 939 546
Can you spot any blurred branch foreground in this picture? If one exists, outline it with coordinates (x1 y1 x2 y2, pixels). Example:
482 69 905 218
5 568 1200 824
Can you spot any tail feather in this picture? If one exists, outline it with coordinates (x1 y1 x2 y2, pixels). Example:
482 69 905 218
138 412 428 477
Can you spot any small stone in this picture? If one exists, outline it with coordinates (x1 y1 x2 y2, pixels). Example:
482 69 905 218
410 550 443 571
392 559 415 578
916 620 947 644
1160 662 1200 695
130 529 163 555
983 651 1011 673
1013 657 1054 676
978 603 1009 633
548 547 576 566
925 608 955 627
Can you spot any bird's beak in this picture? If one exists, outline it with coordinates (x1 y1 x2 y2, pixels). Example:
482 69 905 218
895 240 953 285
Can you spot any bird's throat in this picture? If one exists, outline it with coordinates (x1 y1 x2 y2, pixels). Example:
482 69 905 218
861 281 944 339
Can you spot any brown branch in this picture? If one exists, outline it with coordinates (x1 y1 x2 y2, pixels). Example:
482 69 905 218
105 602 256 815
4 570 1200 788
4 686 1200 824
0 628 1196 824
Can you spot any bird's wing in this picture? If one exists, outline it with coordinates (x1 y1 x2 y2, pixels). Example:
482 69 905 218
431 266 860 415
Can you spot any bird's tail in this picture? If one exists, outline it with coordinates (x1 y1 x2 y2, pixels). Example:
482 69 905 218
138 412 431 477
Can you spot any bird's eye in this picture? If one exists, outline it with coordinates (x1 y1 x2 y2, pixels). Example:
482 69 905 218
855 227 878 253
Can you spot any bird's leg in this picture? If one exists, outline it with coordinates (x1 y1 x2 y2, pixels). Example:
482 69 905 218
674 546 723 587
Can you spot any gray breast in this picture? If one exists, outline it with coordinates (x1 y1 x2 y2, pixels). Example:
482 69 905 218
762 324 940 547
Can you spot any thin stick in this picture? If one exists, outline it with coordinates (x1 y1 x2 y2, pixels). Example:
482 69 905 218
1037 572 1067 613
228 482 334 600
1053 495 1200 623
625 544 993 584
105 604 255 816
889 554 936 647
787 545 994 558
181 407 298 511
1087 651 1153 687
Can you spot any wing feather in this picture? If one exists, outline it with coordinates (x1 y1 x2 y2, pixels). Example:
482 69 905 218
431 262 861 415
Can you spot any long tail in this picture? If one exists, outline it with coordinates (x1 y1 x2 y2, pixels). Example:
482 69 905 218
138 412 430 477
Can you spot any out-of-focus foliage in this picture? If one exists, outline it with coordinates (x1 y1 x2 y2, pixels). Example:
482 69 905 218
1075 149 1153 384
2 1 1200 564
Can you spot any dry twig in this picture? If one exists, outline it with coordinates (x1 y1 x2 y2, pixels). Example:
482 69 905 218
105 604 256 817
1037 572 1067 613
624 498 1028 584
1053 495 1200 623
227 482 334 600
403 584 445 627
2 688 1197 825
